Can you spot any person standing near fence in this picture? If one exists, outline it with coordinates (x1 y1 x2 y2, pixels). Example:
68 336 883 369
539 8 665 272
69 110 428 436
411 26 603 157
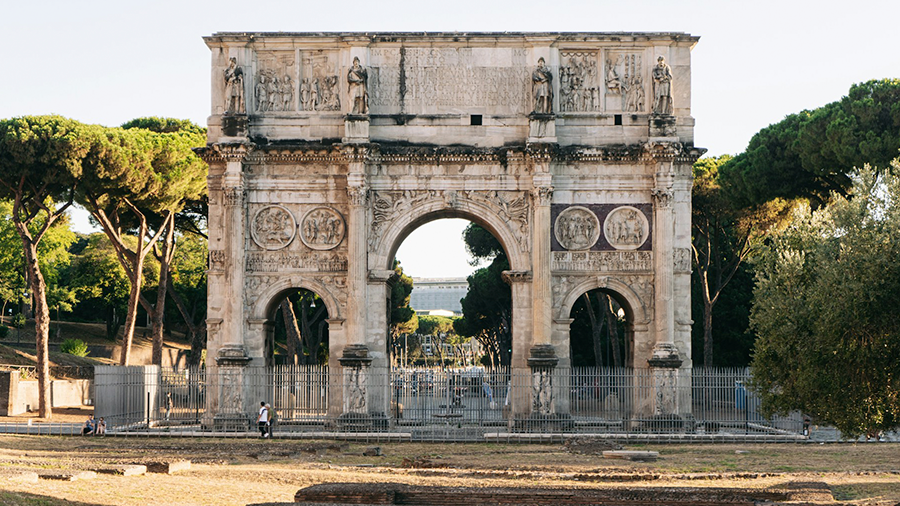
265 403 275 438
257 401 269 438
165 392 173 421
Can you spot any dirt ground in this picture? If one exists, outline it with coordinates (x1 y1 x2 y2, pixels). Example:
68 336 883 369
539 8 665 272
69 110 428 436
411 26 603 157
0 436 897 506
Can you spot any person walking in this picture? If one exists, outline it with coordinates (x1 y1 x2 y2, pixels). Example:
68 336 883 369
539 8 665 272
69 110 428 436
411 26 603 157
164 392 173 421
256 401 269 438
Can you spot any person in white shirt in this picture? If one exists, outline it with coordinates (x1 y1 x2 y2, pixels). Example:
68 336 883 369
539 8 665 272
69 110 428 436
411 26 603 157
256 401 269 438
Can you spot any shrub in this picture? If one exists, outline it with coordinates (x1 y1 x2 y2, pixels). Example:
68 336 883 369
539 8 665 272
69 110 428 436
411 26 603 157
60 338 89 357
11 314 26 328
0 325 8 339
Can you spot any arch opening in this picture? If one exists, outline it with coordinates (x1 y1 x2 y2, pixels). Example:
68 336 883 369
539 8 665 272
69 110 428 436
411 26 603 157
568 288 635 368
388 217 514 369
265 288 330 367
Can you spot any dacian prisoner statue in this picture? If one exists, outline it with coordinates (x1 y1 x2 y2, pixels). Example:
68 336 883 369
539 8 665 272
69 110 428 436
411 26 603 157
199 32 704 429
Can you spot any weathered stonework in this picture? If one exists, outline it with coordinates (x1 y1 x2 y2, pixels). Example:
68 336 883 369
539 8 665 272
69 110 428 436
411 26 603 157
201 32 703 424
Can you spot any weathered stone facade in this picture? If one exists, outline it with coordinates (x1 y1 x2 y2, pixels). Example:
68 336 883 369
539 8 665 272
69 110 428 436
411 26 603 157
200 32 704 425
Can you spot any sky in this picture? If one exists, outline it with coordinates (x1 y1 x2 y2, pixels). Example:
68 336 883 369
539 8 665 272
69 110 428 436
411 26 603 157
2 0 897 279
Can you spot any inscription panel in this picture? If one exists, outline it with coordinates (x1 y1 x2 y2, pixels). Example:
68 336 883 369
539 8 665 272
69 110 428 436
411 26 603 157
368 48 531 113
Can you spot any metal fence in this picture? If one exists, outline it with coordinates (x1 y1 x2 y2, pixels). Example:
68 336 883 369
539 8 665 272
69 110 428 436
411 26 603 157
86 365 804 441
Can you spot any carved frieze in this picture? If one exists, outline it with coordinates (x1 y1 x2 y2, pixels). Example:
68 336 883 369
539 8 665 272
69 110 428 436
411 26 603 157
250 205 297 251
603 206 650 250
300 207 345 251
552 251 652 272
254 51 296 113
300 51 340 112
209 250 226 270
605 52 645 112
554 206 601 251
560 51 600 113
245 251 348 273
674 247 691 273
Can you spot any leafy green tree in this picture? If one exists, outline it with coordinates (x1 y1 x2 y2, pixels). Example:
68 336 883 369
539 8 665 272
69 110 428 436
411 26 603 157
65 233 130 340
60 338 89 357
720 79 900 208
79 123 206 365
166 232 207 366
417 314 460 367
455 224 511 368
691 156 793 366
388 260 417 366
750 163 900 438
0 115 91 418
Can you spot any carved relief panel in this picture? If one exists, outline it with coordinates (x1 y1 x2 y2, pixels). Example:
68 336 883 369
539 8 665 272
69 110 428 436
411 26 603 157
603 206 650 250
551 204 652 252
300 207 345 250
254 51 296 113
250 205 296 250
300 50 341 112
604 51 645 113
559 51 601 113
554 206 601 250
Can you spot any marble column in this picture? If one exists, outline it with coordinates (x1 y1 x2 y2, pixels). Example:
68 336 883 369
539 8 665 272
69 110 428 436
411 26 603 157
648 160 683 416
340 148 373 426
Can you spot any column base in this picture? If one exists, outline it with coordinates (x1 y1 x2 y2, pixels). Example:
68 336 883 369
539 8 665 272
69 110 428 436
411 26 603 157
647 342 683 368
649 114 677 138
514 412 574 432
343 116 370 143
527 114 557 143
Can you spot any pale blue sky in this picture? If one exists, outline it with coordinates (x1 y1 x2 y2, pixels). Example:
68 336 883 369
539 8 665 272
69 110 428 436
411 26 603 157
2 0 897 278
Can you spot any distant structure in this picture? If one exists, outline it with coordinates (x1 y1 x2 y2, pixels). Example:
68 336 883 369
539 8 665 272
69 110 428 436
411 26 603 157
410 278 468 316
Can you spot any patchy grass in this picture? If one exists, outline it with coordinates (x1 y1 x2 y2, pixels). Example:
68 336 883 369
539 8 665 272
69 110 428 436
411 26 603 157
0 437 897 506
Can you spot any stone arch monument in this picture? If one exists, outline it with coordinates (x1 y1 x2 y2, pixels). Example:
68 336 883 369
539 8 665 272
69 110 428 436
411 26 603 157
200 32 704 427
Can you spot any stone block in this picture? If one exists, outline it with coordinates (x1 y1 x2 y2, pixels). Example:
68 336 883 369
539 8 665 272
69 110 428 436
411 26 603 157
0 468 39 483
96 464 146 476
39 470 97 481
147 460 191 474
602 450 659 461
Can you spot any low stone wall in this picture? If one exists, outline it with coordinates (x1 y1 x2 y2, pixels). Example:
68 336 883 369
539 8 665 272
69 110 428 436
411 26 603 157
0 372 92 415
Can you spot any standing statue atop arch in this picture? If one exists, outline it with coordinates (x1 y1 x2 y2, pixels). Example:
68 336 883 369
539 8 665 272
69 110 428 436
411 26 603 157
224 57 245 114
532 57 553 115
347 57 368 115
652 56 674 115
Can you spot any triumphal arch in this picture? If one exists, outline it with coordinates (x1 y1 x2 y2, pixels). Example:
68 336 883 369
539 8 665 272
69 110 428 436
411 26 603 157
200 32 704 427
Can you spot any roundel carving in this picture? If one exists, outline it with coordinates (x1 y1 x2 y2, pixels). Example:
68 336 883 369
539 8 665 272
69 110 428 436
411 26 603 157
250 205 296 251
300 207 345 251
603 206 649 250
554 206 601 251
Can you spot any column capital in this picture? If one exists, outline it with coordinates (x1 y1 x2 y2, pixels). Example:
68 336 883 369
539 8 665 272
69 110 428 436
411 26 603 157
651 188 674 209
501 270 532 285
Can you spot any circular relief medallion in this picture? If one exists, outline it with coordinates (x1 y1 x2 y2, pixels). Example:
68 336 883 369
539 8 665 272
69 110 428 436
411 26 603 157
603 206 649 250
250 205 297 251
300 207 345 251
554 206 601 251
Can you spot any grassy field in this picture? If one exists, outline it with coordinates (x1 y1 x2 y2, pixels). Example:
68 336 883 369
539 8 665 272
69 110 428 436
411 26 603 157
0 436 897 506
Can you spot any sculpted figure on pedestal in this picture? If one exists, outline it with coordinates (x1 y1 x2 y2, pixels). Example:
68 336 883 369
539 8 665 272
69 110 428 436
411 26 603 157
347 57 369 115
255 74 269 113
532 57 553 114
224 57 245 114
652 56 674 115
280 75 294 112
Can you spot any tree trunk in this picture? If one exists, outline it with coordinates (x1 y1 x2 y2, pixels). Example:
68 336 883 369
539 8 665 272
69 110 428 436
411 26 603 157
703 297 714 368
582 293 604 367
604 294 621 368
280 299 301 366
22 241 52 418
151 215 176 365
165 277 205 366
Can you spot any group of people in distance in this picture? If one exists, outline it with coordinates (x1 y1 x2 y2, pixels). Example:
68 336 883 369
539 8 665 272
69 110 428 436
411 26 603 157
82 415 106 436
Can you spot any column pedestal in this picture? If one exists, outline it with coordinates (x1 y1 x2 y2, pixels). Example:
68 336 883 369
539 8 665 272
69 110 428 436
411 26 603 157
528 114 557 143
519 345 572 431
337 344 383 429
647 342 686 430
343 116 369 143
212 345 251 431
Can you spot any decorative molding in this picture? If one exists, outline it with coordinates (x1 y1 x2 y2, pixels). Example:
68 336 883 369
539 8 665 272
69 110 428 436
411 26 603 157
552 250 652 272
501 270 533 285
